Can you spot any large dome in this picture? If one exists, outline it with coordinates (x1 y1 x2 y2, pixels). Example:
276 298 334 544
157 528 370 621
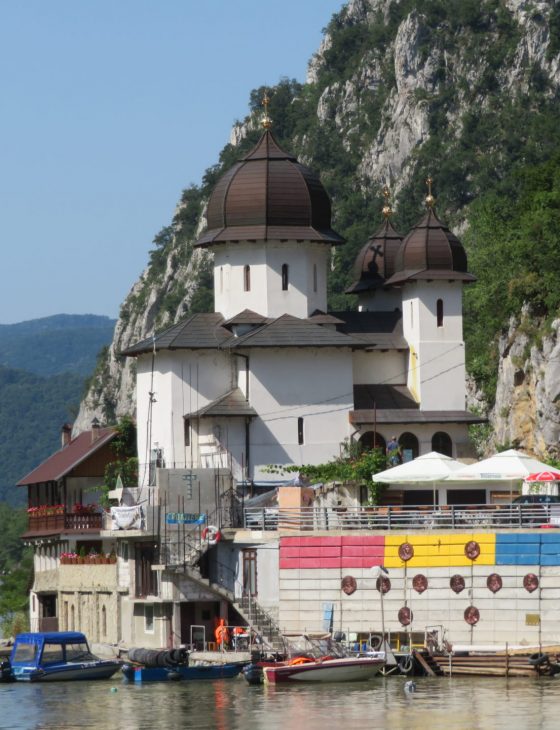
386 208 476 285
195 130 343 247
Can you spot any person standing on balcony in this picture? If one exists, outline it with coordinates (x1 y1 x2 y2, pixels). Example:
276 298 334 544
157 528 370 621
387 436 401 466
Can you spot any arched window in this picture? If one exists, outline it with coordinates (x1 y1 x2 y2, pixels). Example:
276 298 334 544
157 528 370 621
437 298 444 327
399 432 419 462
297 417 304 445
101 605 107 638
220 266 223 293
358 431 386 453
410 301 414 327
313 264 318 293
282 264 289 291
244 265 251 292
432 431 453 457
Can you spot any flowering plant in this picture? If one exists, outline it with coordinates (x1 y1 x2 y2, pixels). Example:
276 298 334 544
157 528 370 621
27 504 65 516
60 552 78 560
72 503 98 514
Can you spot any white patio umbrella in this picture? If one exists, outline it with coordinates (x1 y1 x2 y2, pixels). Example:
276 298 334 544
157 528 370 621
372 451 465 507
452 448 555 500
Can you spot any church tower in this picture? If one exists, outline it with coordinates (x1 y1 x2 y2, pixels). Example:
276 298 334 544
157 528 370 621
194 96 343 319
385 179 476 410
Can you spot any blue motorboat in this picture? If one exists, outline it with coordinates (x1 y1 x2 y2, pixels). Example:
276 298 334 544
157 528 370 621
10 631 122 682
121 661 245 682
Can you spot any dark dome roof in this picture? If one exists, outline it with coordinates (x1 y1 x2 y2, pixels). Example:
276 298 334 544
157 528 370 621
385 208 476 285
195 131 343 247
346 219 403 294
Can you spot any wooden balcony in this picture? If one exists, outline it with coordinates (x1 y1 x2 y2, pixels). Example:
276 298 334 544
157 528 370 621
24 511 103 537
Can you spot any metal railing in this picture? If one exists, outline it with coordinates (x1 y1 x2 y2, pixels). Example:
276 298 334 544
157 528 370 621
244 504 560 531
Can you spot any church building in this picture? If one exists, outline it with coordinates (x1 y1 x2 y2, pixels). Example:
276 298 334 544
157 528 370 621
123 105 483 497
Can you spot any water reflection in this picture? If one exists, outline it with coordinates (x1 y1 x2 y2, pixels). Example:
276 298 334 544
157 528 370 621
1 676 559 730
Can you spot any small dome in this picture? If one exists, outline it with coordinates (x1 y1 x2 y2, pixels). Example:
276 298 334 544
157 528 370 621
195 130 343 247
346 219 403 294
385 208 476 285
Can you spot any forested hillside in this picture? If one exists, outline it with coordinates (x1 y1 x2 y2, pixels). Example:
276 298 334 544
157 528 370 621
75 0 560 458
0 314 115 376
0 314 116 506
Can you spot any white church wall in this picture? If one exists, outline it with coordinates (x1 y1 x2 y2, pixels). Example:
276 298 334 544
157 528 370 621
213 241 328 319
352 350 407 385
248 347 354 479
137 350 235 481
401 282 466 411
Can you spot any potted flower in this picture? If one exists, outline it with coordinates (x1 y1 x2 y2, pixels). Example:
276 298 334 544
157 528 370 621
77 546 86 564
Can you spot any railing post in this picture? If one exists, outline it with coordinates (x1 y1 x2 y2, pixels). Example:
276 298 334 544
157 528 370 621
387 507 391 530
451 506 456 529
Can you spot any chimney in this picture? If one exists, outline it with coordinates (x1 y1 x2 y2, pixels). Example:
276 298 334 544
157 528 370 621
91 417 101 443
61 423 72 448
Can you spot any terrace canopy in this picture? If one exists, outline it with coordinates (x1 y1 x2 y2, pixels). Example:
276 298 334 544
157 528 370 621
373 451 465 507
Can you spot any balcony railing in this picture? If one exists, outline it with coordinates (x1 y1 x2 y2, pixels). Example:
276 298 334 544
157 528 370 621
26 511 103 534
243 504 560 531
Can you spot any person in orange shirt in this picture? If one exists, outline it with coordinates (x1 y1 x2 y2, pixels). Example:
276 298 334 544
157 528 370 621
214 618 230 648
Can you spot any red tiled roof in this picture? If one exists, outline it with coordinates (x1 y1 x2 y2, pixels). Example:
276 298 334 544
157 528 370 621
17 427 116 486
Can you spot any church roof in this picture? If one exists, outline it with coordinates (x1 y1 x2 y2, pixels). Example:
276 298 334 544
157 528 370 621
386 208 476 286
120 313 232 355
333 310 406 349
188 388 257 418
223 313 365 348
349 409 487 425
122 310 407 356
194 130 344 247
346 219 404 294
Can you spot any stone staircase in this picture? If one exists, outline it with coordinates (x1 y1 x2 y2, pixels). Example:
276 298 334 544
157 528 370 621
233 594 284 652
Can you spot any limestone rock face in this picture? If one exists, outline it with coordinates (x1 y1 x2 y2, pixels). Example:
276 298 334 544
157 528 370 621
75 0 560 458
491 311 560 460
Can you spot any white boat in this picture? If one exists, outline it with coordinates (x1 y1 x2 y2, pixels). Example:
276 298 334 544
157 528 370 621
262 634 385 684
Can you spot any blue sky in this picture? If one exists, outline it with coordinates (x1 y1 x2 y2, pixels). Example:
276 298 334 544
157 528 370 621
0 0 344 324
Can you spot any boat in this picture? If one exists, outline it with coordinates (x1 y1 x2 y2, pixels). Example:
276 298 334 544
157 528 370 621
261 634 385 685
122 661 245 682
9 631 122 682
121 646 245 682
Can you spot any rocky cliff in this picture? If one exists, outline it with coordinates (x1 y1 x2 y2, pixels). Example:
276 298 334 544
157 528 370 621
74 0 560 460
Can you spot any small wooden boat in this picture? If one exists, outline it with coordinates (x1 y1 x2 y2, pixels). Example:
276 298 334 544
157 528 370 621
121 661 245 682
10 632 121 682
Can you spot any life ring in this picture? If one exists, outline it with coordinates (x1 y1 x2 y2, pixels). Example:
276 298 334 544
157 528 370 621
398 655 414 674
370 634 383 650
202 525 221 545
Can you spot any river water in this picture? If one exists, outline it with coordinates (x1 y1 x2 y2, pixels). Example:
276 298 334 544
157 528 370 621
1 675 558 730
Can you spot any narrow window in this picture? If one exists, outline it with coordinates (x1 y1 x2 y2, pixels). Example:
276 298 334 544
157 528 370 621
101 605 107 638
313 264 318 293
244 265 251 292
220 266 223 293
145 604 154 632
282 263 289 291
437 298 444 327
184 417 190 447
297 417 304 445
410 301 414 327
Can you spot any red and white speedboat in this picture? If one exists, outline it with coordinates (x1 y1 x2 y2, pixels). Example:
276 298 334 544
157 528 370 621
262 634 385 684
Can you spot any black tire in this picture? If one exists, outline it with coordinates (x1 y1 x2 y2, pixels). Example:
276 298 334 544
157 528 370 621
529 652 549 667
